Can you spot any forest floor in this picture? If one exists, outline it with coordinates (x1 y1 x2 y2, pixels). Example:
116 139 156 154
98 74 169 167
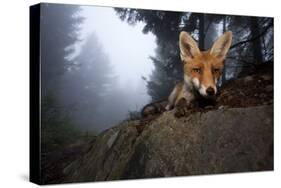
216 63 273 108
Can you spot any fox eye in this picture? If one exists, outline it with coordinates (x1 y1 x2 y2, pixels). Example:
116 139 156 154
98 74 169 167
213 68 220 73
193 68 201 74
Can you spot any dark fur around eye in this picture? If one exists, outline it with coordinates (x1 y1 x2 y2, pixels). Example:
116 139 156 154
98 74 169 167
213 68 220 73
193 68 201 73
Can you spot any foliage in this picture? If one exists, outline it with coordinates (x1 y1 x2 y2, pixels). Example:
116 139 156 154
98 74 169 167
58 32 116 130
115 9 273 101
39 4 87 154
40 3 84 96
127 110 141 121
41 94 82 153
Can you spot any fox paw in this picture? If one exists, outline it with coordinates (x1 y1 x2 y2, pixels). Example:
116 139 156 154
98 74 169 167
174 106 189 117
174 98 193 118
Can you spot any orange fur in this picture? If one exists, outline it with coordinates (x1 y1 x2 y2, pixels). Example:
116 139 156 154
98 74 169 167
166 31 232 110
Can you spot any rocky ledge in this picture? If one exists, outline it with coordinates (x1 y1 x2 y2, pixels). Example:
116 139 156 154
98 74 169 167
62 104 273 183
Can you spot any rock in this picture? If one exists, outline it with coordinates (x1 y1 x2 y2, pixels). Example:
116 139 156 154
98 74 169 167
265 85 273 92
261 75 272 81
63 105 273 182
218 105 224 109
259 93 266 98
204 105 214 110
107 130 119 148
244 76 254 83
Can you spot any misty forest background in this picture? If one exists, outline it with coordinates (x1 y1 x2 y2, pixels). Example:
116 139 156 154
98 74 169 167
40 4 273 154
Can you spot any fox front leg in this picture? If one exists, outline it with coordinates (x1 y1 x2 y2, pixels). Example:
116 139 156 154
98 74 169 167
165 85 179 111
174 98 196 117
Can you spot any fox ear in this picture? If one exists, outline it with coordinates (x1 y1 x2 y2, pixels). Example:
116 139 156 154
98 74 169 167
179 31 201 62
210 31 232 59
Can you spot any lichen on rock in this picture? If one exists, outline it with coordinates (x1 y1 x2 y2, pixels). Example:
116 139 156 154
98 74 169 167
63 105 273 183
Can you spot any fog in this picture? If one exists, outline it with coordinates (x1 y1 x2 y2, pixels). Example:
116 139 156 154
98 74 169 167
41 4 157 133
40 3 273 135
71 6 157 132
81 6 156 87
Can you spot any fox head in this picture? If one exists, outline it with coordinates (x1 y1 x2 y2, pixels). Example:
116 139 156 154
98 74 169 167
179 31 232 98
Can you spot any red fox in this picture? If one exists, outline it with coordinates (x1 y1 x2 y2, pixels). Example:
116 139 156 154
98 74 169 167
165 31 233 110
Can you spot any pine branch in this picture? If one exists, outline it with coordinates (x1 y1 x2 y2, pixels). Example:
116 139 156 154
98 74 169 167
230 20 273 50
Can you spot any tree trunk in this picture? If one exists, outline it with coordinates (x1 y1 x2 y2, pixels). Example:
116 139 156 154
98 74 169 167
198 14 205 50
250 17 263 63
221 16 227 84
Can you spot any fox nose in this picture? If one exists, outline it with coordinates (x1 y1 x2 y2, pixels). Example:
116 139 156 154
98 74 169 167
206 87 215 96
